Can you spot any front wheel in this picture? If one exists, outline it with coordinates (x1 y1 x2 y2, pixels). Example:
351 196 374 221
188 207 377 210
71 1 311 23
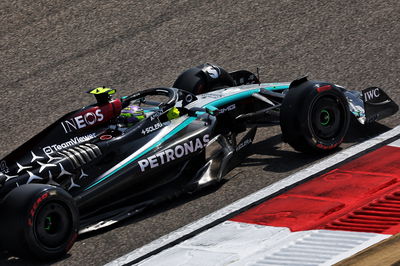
280 82 350 153
0 184 79 260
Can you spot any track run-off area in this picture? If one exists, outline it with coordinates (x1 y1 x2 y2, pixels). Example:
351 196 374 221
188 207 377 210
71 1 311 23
108 126 400 265
1 0 399 265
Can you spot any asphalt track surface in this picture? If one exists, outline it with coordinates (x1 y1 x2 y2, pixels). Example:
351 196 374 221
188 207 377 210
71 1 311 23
0 0 399 265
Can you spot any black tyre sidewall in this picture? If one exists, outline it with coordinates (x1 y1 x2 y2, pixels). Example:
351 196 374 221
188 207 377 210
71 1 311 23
173 64 234 95
0 184 79 260
172 67 206 94
280 84 350 152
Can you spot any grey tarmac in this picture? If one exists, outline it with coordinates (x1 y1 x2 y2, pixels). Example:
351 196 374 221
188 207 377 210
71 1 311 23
0 0 399 265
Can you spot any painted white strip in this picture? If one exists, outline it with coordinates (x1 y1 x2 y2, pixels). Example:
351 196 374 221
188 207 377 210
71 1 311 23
106 125 400 266
388 138 400 147
244 230 389 266
133 222 389 266
138 222 290 266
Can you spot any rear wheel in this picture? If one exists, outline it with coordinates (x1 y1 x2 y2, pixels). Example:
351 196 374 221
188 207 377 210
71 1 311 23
0 184 79 260
280 82 350 153
173 63 234 94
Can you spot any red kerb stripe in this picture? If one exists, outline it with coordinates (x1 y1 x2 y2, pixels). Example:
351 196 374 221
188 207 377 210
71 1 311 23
231 145 400 234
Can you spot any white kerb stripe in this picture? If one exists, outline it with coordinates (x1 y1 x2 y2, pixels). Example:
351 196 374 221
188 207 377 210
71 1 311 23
135 221 389 266
388 138 400 147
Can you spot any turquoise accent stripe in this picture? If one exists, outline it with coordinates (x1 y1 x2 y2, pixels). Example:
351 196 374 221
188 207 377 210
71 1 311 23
202 85 288 109
206 106 218 111
84 84 288 190
265 85 290 91
84 116 196 190
143 107 160 113
203 89 260 108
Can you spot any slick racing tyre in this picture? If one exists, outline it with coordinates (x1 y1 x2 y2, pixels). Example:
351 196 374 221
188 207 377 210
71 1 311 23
0 184 79 260
173 63 234 94
280 82 350 153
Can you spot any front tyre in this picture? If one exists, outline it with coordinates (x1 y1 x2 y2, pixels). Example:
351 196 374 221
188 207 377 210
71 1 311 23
280 82 350 153
0 184 79 260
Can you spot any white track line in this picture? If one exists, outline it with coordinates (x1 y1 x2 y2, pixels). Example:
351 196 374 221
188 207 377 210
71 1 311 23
135 224 389 266
106 125 400 266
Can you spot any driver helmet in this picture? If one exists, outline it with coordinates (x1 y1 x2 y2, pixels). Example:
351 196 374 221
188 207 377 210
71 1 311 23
119 105 145 127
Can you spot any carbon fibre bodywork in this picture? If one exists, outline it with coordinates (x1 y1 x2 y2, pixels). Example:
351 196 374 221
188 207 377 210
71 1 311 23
0 68 398 232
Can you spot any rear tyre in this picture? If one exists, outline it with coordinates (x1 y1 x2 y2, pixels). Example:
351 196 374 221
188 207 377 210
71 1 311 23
173 63 234 94
280 82 350 153
0 184 79 260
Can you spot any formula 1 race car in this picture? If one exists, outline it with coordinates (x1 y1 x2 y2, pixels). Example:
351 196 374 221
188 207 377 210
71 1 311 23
0 63 398 260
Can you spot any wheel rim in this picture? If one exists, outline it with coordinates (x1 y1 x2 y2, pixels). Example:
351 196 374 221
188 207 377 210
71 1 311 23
34 201 72 248
310 96 347 141
320 109 331 126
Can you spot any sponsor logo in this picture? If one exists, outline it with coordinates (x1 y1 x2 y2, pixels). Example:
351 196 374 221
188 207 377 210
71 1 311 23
43 133 96 154
61 109 104 133
141 122 163 135
150 111 163 121
202 93 223 99
100 135 113 141
364 88 380 102
219 104 236 114
0 160 9 174
138 134 210 172
236 138 252 151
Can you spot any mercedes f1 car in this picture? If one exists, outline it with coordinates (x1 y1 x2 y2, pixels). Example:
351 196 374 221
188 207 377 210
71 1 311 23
0 63 397 260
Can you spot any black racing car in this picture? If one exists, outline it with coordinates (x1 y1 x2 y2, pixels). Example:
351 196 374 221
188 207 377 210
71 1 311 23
0 63 397 260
